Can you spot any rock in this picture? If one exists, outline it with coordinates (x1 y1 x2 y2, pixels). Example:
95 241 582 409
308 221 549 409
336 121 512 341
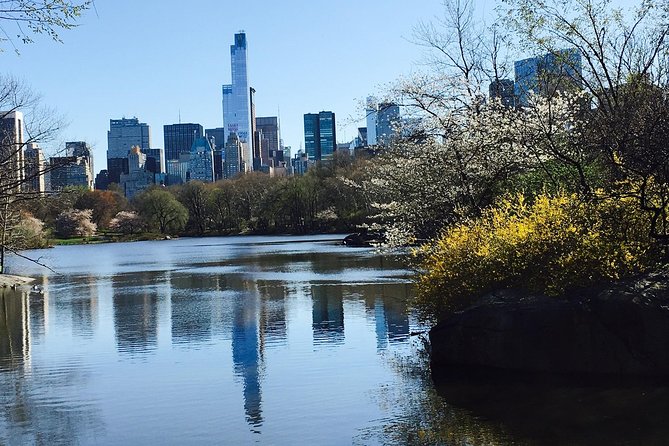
429 272 669 377
342 232 383 247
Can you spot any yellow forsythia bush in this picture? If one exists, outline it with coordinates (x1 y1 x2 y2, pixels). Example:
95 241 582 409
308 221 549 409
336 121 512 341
415 192 658 321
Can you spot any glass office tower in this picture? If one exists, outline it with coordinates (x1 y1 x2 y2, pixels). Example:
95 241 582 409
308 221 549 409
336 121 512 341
223 32 253 172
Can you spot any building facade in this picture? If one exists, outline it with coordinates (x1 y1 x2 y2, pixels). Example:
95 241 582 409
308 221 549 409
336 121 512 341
376 103 400 146
0 110 25 189
188 137 215 182
119 146 154 199
24 142 45 193
107 118 151 184
303 111 337 161
49 141 94 191
205 127 226 181
514 48 583 107
222 32 253 172
255 116 279 167
489 79 516 108
225 132 243 179
164 123 203 161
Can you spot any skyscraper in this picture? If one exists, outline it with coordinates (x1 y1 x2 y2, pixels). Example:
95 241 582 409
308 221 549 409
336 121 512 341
366 97 378 146
318 111 336 159
107 118 151 185
303 111 337 161
489 79 516 108
376 103 400 146
225 132 243 179
255 116 280 166
49 141 94 191
514 48 582 107
164 123 203 161
188 137 215 183
24 142 45 194
205 127 226 181
223 32 253 172
0 111 25 189
304 113 320 161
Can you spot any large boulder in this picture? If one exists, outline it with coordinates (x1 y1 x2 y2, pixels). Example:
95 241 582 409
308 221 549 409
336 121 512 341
429 271 669 376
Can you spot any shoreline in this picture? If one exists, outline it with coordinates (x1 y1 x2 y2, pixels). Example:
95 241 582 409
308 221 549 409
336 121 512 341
0 274 35 287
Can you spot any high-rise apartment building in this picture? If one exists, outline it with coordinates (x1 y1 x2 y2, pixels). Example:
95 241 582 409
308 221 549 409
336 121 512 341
164 123 203 161
318 111 336 159
0 110 25 189
225 132 243 179
188 137 215 183
24 142 45 193
364 99 401 147
514 48 582 107
107 118 151 185
376 103 400 146
304 111 337 161
222 32 253 172
205 127 226 181
304 113 320 161
366 97 378 146
489 79 516 108
119 146 153 199
255 116 279 166
49 141 94 191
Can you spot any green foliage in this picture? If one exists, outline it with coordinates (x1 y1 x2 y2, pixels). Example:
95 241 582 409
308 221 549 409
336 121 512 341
0 0 92 53
135 188 188 235
415 192 658 321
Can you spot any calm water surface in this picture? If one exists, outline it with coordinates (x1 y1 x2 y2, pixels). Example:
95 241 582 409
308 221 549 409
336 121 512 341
4 235 669 445
3 235 420 445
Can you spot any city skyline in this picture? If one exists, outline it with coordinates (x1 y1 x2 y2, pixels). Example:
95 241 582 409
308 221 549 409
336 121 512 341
4 0 493 167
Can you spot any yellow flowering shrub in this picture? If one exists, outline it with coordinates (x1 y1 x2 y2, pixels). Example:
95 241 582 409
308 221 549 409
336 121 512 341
415 192 658 321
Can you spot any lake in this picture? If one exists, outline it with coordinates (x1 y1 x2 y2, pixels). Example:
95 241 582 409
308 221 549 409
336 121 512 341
3 234 669 445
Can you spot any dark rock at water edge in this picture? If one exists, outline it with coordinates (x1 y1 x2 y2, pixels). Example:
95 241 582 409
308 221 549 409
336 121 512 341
342 232 384 247
429 271 669 377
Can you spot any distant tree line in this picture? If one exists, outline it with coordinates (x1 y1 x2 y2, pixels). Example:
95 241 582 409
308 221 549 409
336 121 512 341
18 151 373 243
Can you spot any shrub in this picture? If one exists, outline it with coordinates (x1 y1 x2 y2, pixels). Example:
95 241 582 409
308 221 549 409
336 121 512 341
415 192 658 321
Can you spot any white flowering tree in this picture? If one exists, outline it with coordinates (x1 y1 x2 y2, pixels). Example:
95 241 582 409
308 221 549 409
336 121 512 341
364 0 669 249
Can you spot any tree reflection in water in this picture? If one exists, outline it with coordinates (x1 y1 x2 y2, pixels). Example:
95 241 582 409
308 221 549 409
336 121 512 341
363 337 669 446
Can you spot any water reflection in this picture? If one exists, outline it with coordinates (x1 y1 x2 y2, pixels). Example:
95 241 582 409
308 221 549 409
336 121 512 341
312 285 345 345
71 276 99 338
4 236 421 444
0 289 103 444
0 289 30 369
232 292 263 430
257 280 287 346
113 272 159 355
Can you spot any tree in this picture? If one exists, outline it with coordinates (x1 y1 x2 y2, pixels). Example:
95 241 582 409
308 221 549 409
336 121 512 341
55 208 96 238
74 189 127 229
135 188 188 235
0 75 68 272
176 182 210 235
502 0 669 253
0 0 92 54
108 210 144 235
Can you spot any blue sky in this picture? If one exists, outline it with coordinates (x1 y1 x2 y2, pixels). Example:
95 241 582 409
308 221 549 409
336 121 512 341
6 0 493 167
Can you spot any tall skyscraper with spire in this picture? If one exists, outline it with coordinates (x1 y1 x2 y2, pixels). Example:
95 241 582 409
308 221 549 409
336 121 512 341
223 32 253 172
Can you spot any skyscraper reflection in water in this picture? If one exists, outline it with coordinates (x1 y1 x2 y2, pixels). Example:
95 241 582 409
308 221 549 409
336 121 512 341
311 285 345 345
232 292 263 430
